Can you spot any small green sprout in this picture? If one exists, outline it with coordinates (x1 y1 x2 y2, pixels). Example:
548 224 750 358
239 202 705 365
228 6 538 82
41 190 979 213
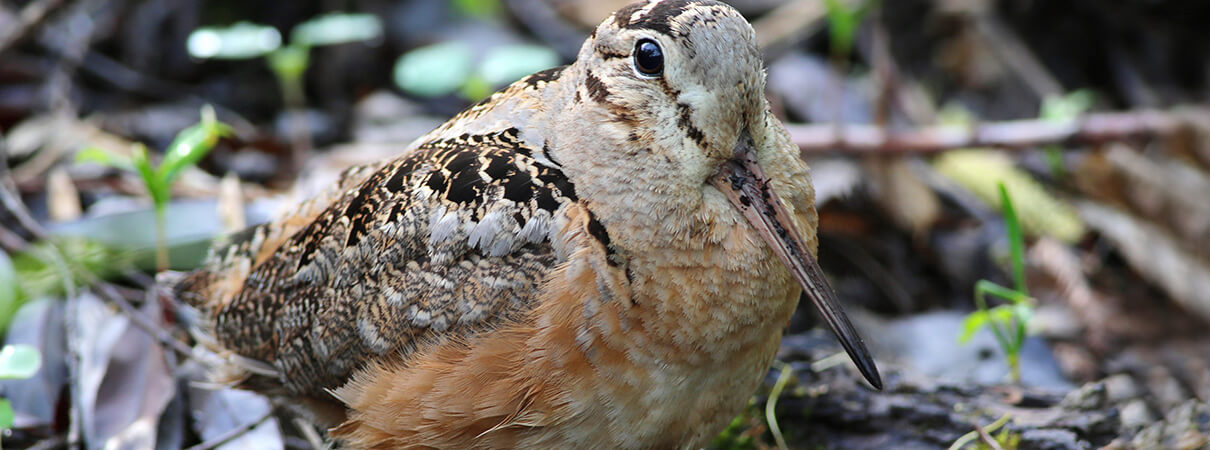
959 182 1034 384
1039 90 1094 178
947 413 1017 450
76 106 231 272
393 42 559 101
823 0 879 62
187 13 383 158
765 360 794 450
452 0 503 19
0 344 42 436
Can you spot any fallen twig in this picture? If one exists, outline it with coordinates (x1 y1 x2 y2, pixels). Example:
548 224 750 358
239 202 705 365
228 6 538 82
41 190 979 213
0 0 69 57
974 419 1006 450
948 413 1012 450
788 108 1210 155
92 282 196 358
185 409 274 450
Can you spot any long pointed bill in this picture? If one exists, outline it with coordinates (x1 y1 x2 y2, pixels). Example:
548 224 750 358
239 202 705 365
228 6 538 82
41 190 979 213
710 132 882 390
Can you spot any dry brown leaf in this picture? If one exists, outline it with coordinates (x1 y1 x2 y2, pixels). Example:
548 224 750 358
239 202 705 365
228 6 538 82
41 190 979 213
864 157 940 237
1105 145 1210 255
218 173 246 232
1029 238 1112 350
47 167 82 222
73 292 176 448
1078 201 1210 324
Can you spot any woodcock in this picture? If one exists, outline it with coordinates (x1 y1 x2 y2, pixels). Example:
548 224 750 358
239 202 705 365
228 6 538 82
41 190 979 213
174 0 882 447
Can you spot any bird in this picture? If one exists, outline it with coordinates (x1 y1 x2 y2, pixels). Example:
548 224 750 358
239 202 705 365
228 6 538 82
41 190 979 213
173 0 881 447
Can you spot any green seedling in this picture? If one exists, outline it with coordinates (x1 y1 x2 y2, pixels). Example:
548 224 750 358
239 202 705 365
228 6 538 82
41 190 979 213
1039 90 1093 178
452 0 503 19
390 1 556 101
764 360 793 450
947 413 1017 450
823 0 879 62
187 13 383 158
393 42 559 102
0 239 130 332
0 344 42 438
959 182 1034 384
77 106 231 272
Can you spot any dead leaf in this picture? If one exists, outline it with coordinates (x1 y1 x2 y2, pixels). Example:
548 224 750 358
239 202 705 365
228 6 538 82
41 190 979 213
1078 201 1210 324
72 292 175 448
864 157 941 237
218 173 246 232
0 298 67 429
187 382 284 450
935 150 1085 242
47 167 82 222
808 158 862 206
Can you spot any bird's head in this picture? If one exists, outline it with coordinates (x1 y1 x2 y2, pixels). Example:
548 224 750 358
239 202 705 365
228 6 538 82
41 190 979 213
546 0 881 389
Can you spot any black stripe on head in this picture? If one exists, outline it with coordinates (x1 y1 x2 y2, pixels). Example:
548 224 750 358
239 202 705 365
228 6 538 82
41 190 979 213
676 102 706 147
522 66 567 87
585 71 611 104
615 0 711 37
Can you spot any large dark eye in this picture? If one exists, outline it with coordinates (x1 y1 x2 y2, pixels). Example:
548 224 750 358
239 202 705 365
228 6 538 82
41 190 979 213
633 39 663 77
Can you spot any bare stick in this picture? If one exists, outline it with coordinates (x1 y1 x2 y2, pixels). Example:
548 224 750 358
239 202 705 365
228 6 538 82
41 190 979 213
0 0 69 57
185 409 274 450
789 108 1209 155
92 282 196 358
974 420 1006 450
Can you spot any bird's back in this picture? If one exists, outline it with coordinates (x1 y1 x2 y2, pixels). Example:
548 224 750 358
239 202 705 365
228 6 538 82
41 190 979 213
175 85 581 406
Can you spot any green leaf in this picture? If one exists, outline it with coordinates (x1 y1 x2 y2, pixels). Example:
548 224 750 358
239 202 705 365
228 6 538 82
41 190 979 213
1040 90 1093 123
453 0 503 19
825 0 876 60
0 398 11 430
74 147 133 171
987 304 1016 327
824 0 857 58
998 183 1028 295
9 238 133 308
1038 90 1092 179
158 106 230 185
458 75 494 102
290 13 382 47
959 310 989 343
187 22 282 59
0 345 41 379
266 44 310 85
394 42 474 98
131 144 167 209
0 251 19 334
478 44 560 86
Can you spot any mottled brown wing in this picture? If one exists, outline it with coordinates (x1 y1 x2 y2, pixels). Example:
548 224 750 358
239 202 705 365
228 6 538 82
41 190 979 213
176 127 580 397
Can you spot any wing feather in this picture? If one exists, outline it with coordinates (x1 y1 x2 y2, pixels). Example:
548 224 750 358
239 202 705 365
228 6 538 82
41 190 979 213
177 128 580 398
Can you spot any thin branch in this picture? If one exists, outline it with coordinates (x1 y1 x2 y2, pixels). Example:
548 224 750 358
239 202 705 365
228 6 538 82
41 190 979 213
974 419 1006 450
789 108 1210 155
27 434 67 450
0 140 48 250
0 0 69 57
947 413 1012 450
186 409 274 450
92 282 196 358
